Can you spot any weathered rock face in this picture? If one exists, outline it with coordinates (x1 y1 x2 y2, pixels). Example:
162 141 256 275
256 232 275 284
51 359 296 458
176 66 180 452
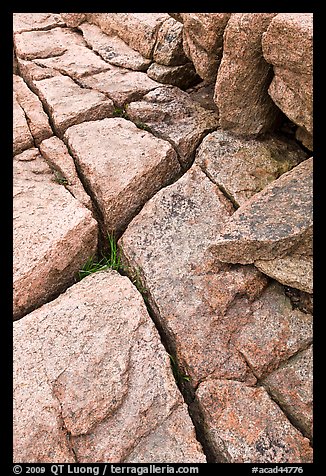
13 94 34 155
60 13 86 28
87 13 169 58
13 74 52 146
13 13 65 34
153 17 188 66
78 22 151 71
195 130 307 207
210 158 313 265
120 165 269 388
64 118 181 235
233 282 313 379
127 86 219 166
39 137 93 212
214 13 281 136
14 27 86 60
146 62 198 89
262 346 313 440
262 14 313 150
80 67 160 108
13 148 98 320
14 271 206 463
194 379 312 463
31 75 114 137
181 13 231 83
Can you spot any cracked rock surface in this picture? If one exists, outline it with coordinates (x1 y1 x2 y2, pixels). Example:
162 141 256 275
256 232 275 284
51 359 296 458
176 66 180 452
13 12 313 464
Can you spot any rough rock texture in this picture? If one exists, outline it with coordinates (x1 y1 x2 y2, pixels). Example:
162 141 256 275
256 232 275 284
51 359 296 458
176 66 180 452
120 165 269 388
127 86 219 166
262 14 313 149
214 13 281 136
146 62 198 89
64 118 181 235
210 158 313 264
195 379 312 463
60 13 86 28
13 94 34 155
39 137 93 211
262 346 313 440
195 130 307 207
80 67 160 107
13 148 98 320
14 271 206 463
233 282 313 379
13 74 52 145
32 75 114 137
16 57 62 83
34 45 112 79
13 13 65 34
153 17 188 66
186 82 218 111
296 126 313 151
87 13 169 58
181 13 231 83
78 22 151 71
14 27 86 60
13 50 19 74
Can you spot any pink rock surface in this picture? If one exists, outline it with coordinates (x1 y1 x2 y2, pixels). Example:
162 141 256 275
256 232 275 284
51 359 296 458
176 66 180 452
64 117 181 235
13 74 52 145
153 17 188 66
13 148 98 320
14 271 206 463
80 67 160 107
13 94 34 155
39 136 93 212
214 13 281 136
32 75 114 137
14 27 86 60
60 13 86 28
262 14 313 146
87 13 169 58
233 282 313 378
120 165 268 388
210 158 313 264
262 346 313 440
13 13 65 34
195 130 307 207
181 13 231 83
195 379 312 462
79 22 151 71
34 45 112 79
127 86 219 166
146 62 198 89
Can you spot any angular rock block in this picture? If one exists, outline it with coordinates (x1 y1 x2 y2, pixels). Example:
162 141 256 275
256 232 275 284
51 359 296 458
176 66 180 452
13 74 52 145
210 158 313 264
181 13 231 83
127 86 219 166
80 67 160 107
263 13 313 145
13 148 98 320
14 27 86 60
13 13 65 34
79 22 151 71
262 346 313 440
60 13 86 28
64 117 181 235
195 130 307 207
87 13 169 58
34 45 112 79
153 17 188 66
233 282 313 378
14 271 206 463
146 62 198 89
32 75 114 137
13 94 34 156
194 379 312 463
214 13 281 136
120 165 269 388
39 136 93 212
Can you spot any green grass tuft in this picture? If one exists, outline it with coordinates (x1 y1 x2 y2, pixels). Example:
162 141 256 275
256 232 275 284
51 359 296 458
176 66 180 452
78 233 122 281
168 354 191 383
